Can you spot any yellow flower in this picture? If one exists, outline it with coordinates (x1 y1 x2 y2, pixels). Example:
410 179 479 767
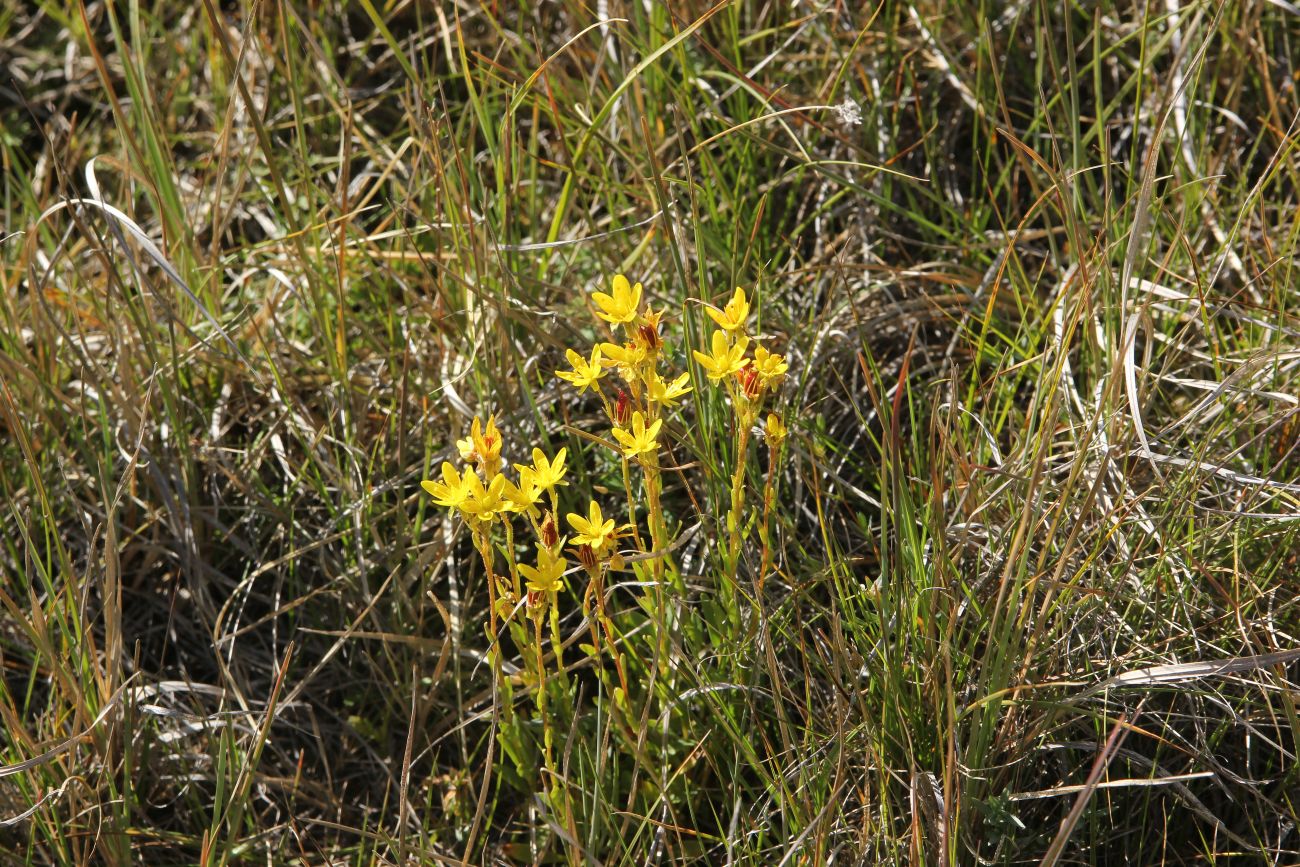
567 500 616 551
517 447 567 491
421 461 473 509
692 330 750 382
765 412 787 445
519 547 567 595
556 347 606 393
592 274 642 325
599 341 647 370
645 371 692 407
478 415 503 464
705 287 750 332
460 471 508 518
611 411 662 459
501 470 544 514
458 416 502 470
752 345 789 386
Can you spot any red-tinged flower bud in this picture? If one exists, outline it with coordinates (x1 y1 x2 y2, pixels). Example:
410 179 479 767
614 389 633 426
736 366 763 399
574 544 600 572
637 322 661 352
539 511 559 548
527 588 546 612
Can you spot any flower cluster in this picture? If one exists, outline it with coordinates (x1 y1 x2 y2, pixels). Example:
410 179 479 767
556 292 665 451
553 273 698 570
558 275 695 456
422 279 789 616
693 287 787 411
421 415 571 615
690 287 790 569
417 270 793 835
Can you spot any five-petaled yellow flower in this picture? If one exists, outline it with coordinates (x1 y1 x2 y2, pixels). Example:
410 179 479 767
502 471 544 514
556 347 607 393
705 287 750 332
752 345 789 385
567 500 616 551
612 411 662 459
518 447 567 491
422 461 473 509
599 341 648 371
460 471 508 518
646 371 692 406
520 546 567 595
592 274 642 325
693 330 750 382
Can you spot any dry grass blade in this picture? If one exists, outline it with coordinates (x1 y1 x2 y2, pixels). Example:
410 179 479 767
1079 648 1300 697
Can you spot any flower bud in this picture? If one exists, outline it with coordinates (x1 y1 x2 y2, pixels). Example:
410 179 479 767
539 511 559 548
614 389 633 427
765 412 787 445
636 322 661 353
494 592 515 621
736 366 763 400
574 543 600 572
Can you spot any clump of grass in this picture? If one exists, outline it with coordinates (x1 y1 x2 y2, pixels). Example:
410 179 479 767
2 1 1299 864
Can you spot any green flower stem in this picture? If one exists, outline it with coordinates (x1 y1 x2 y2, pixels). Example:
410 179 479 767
725 408 754 581
472 527 501 644
757 436 782 592
619 456 645 553
533 611 578 863
503 520 521 599
641 455 673 682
